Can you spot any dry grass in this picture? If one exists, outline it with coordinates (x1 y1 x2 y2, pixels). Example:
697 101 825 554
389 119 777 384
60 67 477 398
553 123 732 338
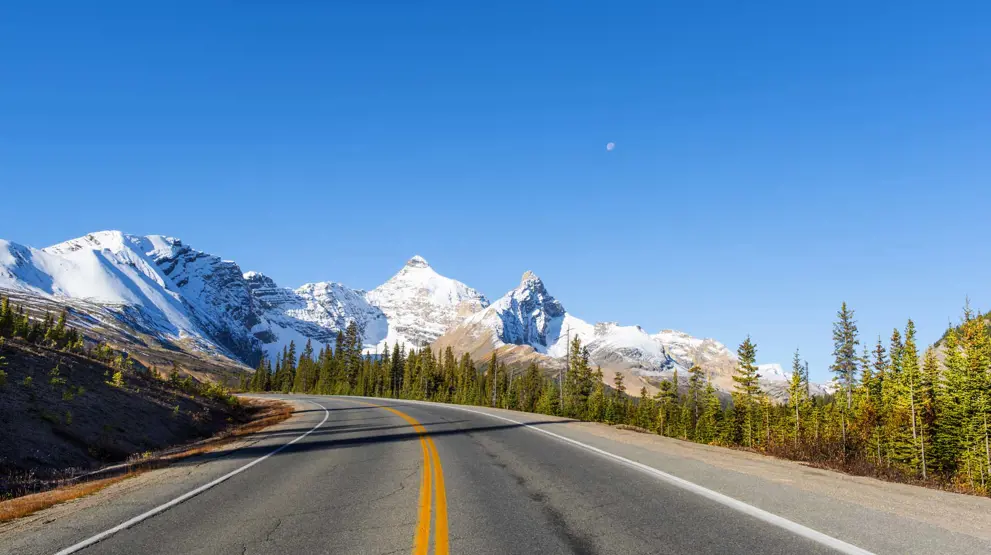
0 399 293 523
0 471 143 523
153 399 293 463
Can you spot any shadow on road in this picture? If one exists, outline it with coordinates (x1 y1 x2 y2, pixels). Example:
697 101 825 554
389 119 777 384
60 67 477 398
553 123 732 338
171 407 569 468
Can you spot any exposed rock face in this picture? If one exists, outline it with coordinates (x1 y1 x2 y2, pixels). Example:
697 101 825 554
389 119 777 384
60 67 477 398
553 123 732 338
434 272 829 401
144 236 260 362
0 234 490 368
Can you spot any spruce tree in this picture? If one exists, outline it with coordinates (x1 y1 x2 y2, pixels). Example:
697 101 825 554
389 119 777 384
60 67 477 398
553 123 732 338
901 320 927 478
488 352 498 407
831 302 860 410
586 368 606 422
732 336 761 448
688 364 705 430
788 348 806 449
0 296 10 336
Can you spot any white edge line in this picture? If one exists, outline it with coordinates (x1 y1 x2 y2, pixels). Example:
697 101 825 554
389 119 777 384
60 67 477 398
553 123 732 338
360 396 875 555
53 400 330 555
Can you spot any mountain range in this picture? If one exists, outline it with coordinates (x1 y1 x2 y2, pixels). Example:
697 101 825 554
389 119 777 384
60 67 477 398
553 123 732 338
0 231 829 398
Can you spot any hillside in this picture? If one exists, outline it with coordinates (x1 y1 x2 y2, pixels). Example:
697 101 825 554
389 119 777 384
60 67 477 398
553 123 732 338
0 339 242 497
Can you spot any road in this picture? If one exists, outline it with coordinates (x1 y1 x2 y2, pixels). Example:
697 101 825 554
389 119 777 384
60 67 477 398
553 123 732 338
4 395 990 555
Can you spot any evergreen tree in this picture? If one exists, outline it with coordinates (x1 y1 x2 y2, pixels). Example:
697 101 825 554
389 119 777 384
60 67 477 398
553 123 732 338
788 348 806 449
0 296 11 336
831 302 860 409
695 382 720 443
586 367 606 422
565 336 593 418
901 320 927 478
488 352 498 407
687 363 705 431
732 336 761 448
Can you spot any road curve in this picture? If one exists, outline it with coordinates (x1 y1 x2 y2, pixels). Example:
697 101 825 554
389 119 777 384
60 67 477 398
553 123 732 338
3 395 986 555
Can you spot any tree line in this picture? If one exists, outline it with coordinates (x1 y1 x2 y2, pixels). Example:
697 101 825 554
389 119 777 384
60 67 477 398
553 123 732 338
229 303 991 498
1 294 138 372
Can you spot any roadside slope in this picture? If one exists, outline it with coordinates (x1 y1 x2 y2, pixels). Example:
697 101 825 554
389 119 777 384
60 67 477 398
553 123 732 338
0 340 239 496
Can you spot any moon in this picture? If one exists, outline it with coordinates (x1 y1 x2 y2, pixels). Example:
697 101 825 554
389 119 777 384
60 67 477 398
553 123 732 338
605 142 615 151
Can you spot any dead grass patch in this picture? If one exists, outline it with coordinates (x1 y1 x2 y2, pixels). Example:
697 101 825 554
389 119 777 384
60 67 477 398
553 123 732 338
153 399 293 463
0 471 143 523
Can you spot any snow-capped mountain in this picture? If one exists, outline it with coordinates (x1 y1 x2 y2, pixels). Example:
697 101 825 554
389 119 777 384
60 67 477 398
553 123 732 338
244 255 488 360
1 231 258 359
243 272 388 362
1 230 822 398
434 270 826 399
365 256 489 350
0 232 492 372
434 271 683 390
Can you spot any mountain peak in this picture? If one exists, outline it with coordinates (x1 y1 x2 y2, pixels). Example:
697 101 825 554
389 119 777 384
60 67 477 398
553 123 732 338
406 255 429 269
520 270 541 287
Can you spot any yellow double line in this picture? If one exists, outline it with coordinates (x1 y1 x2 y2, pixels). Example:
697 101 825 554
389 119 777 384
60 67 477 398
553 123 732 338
348 401 448 555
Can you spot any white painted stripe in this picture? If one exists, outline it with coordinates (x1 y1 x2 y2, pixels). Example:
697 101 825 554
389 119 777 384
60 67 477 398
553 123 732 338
53 400 330 555
361 397 875 555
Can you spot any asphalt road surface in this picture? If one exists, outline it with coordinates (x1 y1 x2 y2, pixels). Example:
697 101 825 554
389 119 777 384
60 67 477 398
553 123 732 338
5 395 986 555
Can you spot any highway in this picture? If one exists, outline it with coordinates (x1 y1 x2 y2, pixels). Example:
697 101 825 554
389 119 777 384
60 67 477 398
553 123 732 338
5 395 990 555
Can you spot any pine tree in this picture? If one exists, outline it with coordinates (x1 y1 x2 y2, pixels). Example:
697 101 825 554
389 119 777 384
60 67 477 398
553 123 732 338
636 386 654 429
732 336 761 448
687 364 705 431
788 348 806 449
488 352 498 407
0 296 11 336
831 302 860 409
901 320 927 478
565 336 593 418
695 382 720 443
586 368 606 422
535 377 559 415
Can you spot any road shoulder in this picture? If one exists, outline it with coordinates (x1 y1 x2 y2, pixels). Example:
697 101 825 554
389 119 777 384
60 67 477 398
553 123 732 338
0 398 315 555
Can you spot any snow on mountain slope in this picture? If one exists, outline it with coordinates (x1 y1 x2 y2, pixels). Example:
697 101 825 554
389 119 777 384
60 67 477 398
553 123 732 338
247 256 485 360
245 272 388 361
43 232 262 360
2 232 201 339
435 270 828 399
365 255 489 350
2 231 828 399
1 233 493 368
438 271 680 377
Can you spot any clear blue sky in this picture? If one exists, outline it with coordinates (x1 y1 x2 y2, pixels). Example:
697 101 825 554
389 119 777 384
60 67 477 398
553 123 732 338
2 1 990 380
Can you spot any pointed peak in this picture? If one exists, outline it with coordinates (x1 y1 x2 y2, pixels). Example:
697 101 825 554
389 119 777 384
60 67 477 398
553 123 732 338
405 255 429 269
520 270 542 287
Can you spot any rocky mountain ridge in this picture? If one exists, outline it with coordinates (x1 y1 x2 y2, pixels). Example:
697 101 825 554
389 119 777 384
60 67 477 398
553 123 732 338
1 231 821 398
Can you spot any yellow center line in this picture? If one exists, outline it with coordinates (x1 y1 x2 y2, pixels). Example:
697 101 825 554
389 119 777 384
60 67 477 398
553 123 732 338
425 436 449 555
414 428 432 555
344 400 449 555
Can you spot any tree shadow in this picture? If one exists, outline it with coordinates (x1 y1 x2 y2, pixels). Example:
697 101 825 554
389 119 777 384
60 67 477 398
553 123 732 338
170 417 568 469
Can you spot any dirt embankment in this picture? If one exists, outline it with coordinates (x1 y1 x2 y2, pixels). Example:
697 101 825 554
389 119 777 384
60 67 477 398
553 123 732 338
0 340 252 497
